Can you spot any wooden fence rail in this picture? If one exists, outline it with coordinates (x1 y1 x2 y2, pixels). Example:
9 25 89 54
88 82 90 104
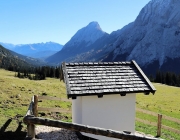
136 108 157 117
24 95 71 139
136 108 180 136
136 108 180 124
34 95 71 116
24 95 180 139
135 118 157 127
23 115 157 140
38 95 71 102
163 115 180 124
38 107 71 113
24 95 157 140
161 125 180 134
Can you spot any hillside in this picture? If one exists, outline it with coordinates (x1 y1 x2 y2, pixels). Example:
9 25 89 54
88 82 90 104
0 44 48 71
0 69 70 139
0 44 32 70
0 69 179 139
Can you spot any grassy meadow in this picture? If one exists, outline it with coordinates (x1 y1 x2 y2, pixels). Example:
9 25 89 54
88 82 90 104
0 69 180 139
136 83 180 139
0 69 71 132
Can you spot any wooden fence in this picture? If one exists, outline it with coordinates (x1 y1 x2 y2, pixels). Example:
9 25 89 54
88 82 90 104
23 95 157 140
24 95 36 138
136 108 180 137
35 95 71 115
24 95 72 139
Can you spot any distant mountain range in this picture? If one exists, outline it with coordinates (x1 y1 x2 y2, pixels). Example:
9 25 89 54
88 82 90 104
0 44 47 70
0 42 63 59
1 0 180 76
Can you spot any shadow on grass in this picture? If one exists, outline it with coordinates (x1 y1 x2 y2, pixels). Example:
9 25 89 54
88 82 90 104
0 117 26 140
0 131 26 140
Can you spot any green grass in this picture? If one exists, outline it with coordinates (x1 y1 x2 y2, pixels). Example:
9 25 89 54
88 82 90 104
135 122 180 140
0 69 70 131
136 83 180 118
1 69 180 139
136 83 180 139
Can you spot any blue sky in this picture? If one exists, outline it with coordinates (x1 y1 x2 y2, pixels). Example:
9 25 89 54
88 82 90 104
0 0 151 45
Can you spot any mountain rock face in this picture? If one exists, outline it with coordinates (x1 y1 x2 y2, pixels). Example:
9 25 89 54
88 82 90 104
1 42 63 59
103 0 180 75
46 21 108 64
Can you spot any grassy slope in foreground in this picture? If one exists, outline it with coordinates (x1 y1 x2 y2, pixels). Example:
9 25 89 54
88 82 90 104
0 69 180 139
0 69 70 132
136 83 180 140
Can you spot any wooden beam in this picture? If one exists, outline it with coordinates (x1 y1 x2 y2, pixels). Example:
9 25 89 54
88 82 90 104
25 96 34 116
33 95 38 117
163 115 180 124
62 62 72 99
38 107 71 113
162 125 180 134
135 118 157 127
98 94 103 98
136 108 157 117
27 123 35 138
38 96 71 102
23 116 157 140
72 96 77 100
144 92 150 95
120 93 126 96
132 60 156 94
24 96 36 139
157 114 162 137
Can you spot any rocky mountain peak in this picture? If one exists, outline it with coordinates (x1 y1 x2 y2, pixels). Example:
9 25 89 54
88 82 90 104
64 21 107 48
46 21 108 64
87 21 103 31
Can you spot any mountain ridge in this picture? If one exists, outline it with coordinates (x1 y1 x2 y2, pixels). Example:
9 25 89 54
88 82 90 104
46 21 108 64
0 44 46 70
0 42 63 59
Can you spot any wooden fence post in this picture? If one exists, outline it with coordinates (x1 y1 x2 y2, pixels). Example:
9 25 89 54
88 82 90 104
157 114 162 137
33 95 38 117
27 123 35 138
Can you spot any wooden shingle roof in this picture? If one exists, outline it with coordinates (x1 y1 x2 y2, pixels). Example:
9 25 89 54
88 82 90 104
61 60 156 99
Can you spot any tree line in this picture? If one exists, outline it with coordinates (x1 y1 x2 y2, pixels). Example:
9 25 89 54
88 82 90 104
15 66 61 80
149 71 180 87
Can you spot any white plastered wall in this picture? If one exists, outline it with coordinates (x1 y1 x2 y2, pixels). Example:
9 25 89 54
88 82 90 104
72 96 82 124
72 94 136 140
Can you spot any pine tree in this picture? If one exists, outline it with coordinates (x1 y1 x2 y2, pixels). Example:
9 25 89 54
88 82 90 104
17 71 21 78
55 67 60 78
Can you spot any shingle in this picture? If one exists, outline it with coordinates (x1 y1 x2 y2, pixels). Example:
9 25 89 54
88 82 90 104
61 61 156 98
